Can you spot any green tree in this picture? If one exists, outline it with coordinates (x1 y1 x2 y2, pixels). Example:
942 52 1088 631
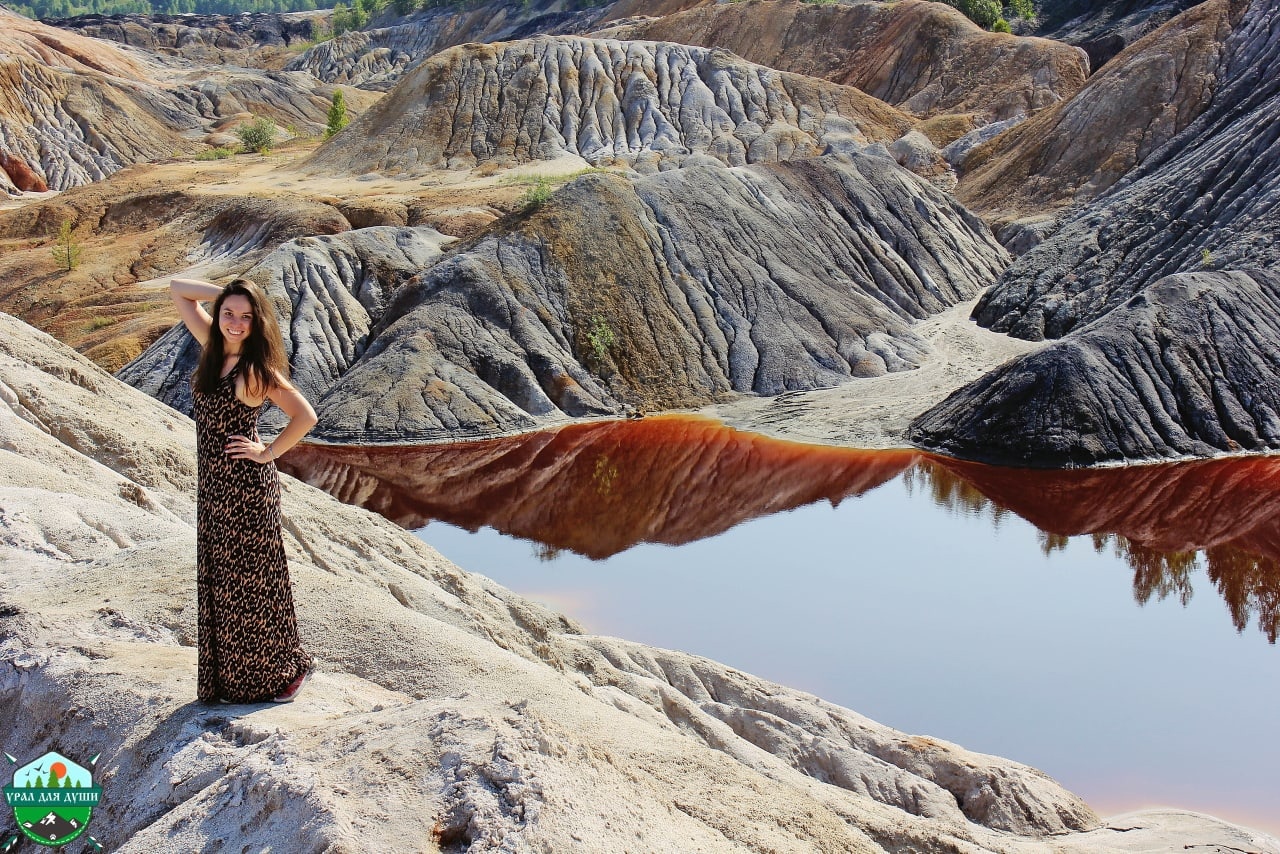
324 90 350 139
965 0 1002 28
1007 0 1034 19
332 1 369 33
943 0 1003 28
235 116 278 154
51 218 82 272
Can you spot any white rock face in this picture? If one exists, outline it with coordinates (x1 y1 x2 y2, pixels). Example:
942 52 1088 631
2 310 1277 852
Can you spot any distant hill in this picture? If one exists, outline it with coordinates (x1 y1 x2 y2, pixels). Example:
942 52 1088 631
13 0 325 20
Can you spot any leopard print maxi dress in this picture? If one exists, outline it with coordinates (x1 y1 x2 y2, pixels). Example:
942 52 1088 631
194 363 311 703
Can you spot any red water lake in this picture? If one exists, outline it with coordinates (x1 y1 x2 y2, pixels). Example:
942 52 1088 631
283 415 1280 834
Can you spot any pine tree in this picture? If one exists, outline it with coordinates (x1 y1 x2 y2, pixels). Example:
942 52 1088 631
325 90 350 139
51 218 82 272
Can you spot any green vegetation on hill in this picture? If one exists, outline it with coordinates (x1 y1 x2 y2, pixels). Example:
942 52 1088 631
14 0 327 18
17 0 609 25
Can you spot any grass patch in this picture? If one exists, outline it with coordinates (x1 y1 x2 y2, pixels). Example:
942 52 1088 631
196 147 237 161
500 167 612 187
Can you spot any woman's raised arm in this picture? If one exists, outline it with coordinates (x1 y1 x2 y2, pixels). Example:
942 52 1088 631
170 278 223 345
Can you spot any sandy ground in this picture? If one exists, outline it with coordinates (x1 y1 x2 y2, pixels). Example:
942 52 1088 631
706 296 1043 448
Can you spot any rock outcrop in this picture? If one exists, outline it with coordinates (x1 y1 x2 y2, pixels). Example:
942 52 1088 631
11 297 1280 851
909 270 1280 467
971 0 1278 339
299 154 1006 442
957 0 1240 236
282 417 917 557
597 0 1088 123
306 36 915 174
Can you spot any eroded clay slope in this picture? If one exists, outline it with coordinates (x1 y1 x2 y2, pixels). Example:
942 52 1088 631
306 35 915 174
971 0 1279 340
598 0 1087 122
306 154 1007 442
0 7 195 195
957 0 1241 237
0 7 360 196
910 270 1280 466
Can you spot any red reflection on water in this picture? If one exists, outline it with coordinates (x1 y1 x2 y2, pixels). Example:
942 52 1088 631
924 455 1280 642
281 415 917 560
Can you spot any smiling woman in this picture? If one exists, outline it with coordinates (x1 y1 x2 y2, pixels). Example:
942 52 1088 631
169 276 318 705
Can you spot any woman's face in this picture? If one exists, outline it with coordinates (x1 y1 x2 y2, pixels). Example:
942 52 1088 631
219 294 255 349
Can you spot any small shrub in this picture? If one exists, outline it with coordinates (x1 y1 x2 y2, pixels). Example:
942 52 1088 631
586 315 615 363
992 16 1011 31
51 218 82 272
1201 247 1214 266
196 147 235 161
235 117 278 155
517 178 553 211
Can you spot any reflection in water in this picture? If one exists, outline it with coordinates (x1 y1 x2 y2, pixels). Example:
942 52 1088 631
281 415 916 559
922 456 1280 642
282 417 1280 641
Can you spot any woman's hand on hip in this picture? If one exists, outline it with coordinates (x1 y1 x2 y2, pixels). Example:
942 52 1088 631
225 434 273 465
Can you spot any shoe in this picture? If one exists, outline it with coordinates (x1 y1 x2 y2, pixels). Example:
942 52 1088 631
271 666 312 703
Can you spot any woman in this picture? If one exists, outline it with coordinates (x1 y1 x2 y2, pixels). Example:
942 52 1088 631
171 277 318 704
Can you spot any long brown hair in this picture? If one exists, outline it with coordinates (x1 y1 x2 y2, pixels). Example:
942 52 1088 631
193 279 289 399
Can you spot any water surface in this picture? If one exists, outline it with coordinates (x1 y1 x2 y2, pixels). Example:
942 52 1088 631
284 416 1280 834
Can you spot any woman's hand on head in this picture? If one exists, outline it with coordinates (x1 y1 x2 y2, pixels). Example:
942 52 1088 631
225 434 274 465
